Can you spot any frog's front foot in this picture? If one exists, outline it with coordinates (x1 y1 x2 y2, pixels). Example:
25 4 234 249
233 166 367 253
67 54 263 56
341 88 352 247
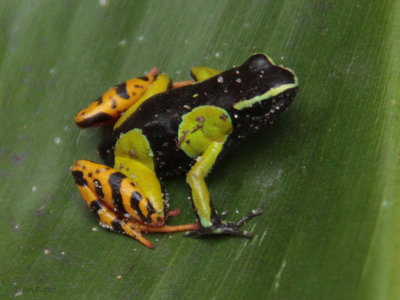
185 208 263 238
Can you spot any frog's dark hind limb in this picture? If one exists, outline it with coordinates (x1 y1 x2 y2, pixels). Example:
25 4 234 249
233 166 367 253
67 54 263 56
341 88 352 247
184 208 263 238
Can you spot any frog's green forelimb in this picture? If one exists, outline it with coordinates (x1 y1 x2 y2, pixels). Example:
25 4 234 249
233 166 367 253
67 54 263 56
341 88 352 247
178 105 232 227
179 105 263 233
186 141 224 227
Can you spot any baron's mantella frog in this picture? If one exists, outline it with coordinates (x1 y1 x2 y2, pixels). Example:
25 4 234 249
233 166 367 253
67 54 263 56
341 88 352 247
72 54 298 248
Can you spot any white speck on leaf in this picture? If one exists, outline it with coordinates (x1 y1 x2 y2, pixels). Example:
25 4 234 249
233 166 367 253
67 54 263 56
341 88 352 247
273 260 287 292
14 290 23 297
32 186 37 192
258 229 268 246
54 137 61 144
118 39 127 47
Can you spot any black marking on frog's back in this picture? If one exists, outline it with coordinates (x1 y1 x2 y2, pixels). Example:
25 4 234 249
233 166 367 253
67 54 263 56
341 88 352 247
98 54 297 177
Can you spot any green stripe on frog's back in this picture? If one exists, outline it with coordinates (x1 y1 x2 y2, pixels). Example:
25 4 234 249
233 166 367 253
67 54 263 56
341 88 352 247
178 106 233 158
233 71 298 110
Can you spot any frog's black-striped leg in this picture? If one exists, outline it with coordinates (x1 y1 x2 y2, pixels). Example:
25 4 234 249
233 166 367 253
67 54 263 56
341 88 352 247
72 160 199 249
74 65 220 128
74 68 158 128
71 165 155 248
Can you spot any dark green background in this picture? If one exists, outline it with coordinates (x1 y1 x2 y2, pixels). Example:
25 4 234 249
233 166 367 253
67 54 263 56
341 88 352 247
0 1 399 299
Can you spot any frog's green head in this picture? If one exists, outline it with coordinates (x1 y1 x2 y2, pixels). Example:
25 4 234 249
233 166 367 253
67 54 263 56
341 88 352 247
232 54 298 121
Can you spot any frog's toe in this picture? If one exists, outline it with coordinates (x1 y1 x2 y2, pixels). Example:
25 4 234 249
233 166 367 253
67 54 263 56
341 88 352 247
228 208 263 227
218 207 262 224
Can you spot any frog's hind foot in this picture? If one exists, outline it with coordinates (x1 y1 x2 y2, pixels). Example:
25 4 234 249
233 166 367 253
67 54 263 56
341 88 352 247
185 208 263 239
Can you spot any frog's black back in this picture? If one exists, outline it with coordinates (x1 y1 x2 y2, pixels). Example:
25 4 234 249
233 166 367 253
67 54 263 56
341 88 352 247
99 54 297 177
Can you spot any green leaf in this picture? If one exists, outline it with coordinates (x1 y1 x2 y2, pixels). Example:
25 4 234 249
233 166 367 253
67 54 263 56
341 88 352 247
1 0 399 299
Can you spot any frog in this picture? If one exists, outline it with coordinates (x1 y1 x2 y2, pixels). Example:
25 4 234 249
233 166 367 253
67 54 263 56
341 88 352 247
72 54 298 249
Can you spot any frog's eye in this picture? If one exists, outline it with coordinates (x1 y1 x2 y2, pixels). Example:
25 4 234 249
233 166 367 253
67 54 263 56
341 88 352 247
246 53 275 71
268 66 298 89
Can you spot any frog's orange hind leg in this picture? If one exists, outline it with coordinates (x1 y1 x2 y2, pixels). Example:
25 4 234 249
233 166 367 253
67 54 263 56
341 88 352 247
128 219 200 234
72 172 199 249
72 160 199 249
74 70 159 128
72 175 156 248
